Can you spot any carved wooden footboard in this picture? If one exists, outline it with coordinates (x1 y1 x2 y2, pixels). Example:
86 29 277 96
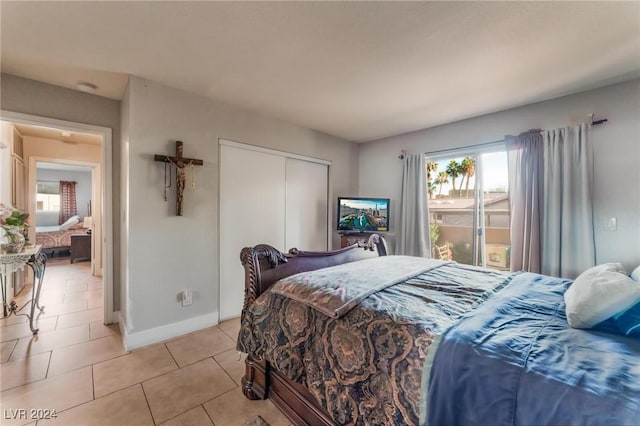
238 234 388 425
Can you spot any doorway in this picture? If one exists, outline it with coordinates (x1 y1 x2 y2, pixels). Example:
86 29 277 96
34 161 97 266
427 148 511 270
0 111 114 324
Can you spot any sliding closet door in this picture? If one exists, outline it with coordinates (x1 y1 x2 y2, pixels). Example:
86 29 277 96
219 144 285 320
285 158 328 251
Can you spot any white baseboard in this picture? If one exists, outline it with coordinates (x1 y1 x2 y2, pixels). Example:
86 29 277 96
119 312 219 351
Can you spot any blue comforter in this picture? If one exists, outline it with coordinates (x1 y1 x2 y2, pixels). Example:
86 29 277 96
426 272 640 425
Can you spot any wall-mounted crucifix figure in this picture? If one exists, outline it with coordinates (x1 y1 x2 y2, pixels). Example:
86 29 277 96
154 141 203 216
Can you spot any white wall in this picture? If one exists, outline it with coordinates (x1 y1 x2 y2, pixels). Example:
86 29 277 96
359 79 640 272
122 76 358 345
36 168 92 225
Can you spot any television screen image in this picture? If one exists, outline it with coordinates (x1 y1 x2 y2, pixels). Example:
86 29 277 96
337 197 389 232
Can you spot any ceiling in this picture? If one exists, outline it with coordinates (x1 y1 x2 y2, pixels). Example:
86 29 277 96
1 2 639 142
13 123 102 145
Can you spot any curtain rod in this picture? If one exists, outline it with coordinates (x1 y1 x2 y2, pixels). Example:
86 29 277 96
589 113 609 126
398 113 608 159
399 139 505 159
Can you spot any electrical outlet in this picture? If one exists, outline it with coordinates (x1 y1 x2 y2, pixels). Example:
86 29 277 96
182 290 192 306
604 217 617 231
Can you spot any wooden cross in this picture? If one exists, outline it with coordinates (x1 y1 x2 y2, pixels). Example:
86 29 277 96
154 141 203 216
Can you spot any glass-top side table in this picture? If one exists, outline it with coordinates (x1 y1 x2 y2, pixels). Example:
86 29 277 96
0 245 47 334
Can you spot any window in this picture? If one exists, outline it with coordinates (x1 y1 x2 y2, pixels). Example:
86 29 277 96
427 145 511 270
36 181 60 212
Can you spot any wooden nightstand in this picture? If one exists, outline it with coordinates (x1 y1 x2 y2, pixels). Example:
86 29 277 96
70 233 91 263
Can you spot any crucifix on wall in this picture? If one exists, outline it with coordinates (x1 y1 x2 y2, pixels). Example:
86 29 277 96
154 140 203 216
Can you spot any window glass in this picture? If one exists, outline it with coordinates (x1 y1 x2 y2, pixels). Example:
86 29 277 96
36 182 60 212
427 149 510 270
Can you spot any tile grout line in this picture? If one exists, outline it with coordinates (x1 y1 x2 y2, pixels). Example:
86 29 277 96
137 353 239 425
202 403 218 426
159 386 235 426
139 382 158 426
6 339 18 362
44 350 53 380
158 407 190 425
37 334 126 379
91 364 95 401
94 367 179 400
165 343 236 370
94 351 180 400
206 384 239 402
0 351 53 392
8 323 93 362
163 342 181 369
50 382 139 419
219 327 235 341
211 356 238 389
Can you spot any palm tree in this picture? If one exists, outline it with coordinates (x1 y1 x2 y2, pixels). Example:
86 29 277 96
427 180 437 199
462 157 476 196
426 162 438 182
426 162 438 199
457 157 475 196
435 171 449 197
445 160 460 197
457 161 466 193
455 160 466 193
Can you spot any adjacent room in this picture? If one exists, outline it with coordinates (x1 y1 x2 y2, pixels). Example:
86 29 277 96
0 1 638 425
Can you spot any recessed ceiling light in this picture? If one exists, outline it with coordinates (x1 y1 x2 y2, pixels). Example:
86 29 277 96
61 131 72 137
75 81 98 93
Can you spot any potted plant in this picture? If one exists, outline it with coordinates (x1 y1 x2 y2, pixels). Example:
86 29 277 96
0 204 29 253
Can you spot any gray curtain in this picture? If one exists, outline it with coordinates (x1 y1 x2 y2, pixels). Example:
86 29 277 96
506 123 595 278
506 131 543 273
397 153 430 257
542 123 595 278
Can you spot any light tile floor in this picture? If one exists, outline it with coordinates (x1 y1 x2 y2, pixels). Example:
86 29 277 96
0 259 290 426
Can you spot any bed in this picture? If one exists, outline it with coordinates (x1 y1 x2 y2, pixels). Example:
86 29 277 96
236 235 640 425
35 223 88 255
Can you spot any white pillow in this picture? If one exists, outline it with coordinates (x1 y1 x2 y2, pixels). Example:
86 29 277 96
632 266 640 282
59 215 80 230
564 263 640 329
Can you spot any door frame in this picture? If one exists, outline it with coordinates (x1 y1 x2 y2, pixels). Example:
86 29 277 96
426 142 507 268
30 157 101 274
1 110 115 324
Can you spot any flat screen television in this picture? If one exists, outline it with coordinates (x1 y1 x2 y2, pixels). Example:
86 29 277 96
337 196 389 233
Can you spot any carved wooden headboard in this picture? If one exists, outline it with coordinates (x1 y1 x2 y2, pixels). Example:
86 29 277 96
239 234 388 318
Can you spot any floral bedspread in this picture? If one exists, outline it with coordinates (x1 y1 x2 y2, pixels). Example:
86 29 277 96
35 225 87 249
237 260 514 425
